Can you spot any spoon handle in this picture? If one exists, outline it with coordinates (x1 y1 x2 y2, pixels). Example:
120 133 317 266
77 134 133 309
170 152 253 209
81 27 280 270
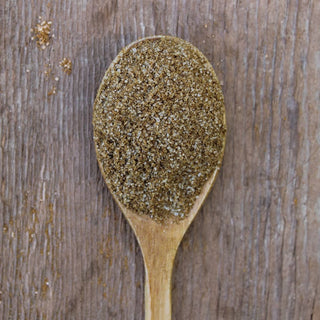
144 247 176 320
124 212 187 320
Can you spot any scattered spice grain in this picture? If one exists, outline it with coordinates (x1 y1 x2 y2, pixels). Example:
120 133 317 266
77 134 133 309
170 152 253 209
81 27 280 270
41 278 50 298
31 18 52 49
3 224 8 233
93 36 226 222
44 65 53 78
47 86 56 96
59 58 72 75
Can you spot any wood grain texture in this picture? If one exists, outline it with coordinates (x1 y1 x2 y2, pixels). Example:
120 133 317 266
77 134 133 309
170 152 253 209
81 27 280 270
1 0 319 319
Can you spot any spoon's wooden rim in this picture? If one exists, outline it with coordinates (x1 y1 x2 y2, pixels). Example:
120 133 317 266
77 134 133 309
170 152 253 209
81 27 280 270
93 35 227 232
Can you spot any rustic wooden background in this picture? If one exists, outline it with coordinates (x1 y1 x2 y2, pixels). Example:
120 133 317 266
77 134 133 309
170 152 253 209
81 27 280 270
1 0 319 319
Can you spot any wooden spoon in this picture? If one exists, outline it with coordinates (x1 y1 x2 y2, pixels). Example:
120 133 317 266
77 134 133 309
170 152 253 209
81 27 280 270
93 36 226 320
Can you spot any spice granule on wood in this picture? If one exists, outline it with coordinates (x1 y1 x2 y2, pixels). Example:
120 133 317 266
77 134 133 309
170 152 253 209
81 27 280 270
31 17 52 49
93 36 226 222
59 58 72 75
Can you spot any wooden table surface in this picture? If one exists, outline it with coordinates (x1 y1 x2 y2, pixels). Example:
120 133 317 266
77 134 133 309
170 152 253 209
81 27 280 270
1 0 319 319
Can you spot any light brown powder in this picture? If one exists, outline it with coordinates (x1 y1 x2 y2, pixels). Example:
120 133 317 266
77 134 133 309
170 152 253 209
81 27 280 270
31 18 52 49
93 36 226 222
59 58 72 75
47 86 56 96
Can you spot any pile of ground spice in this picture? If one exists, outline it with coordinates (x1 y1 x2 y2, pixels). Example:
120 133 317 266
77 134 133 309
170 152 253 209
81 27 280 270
59 58 72 75
93 36 226 222
31 18 52 49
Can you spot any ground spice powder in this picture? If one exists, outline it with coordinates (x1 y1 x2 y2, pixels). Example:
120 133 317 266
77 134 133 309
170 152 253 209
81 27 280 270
31 18 52 49
93 36 226 222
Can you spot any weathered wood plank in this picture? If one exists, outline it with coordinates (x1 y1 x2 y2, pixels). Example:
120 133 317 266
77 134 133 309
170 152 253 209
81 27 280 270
1 0 319 319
